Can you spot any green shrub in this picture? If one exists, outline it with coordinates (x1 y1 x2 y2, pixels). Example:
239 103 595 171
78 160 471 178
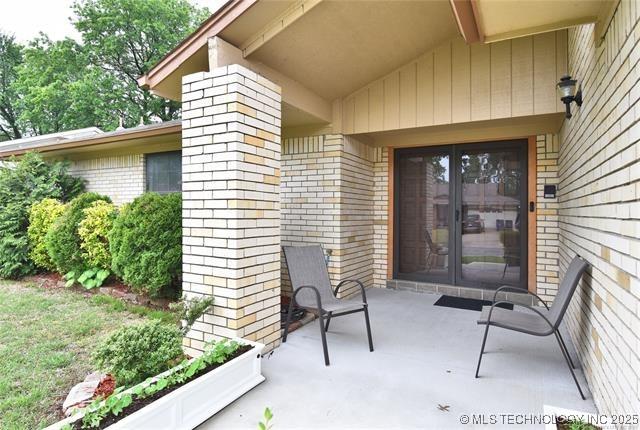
78 200 117 269
110 193 181 297
45 192 111 275
27 199 66 271
0 152 84 278
92 320 183 387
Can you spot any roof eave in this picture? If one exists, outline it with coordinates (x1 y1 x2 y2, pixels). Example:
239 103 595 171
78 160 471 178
0 121 181 159
137 0 257 91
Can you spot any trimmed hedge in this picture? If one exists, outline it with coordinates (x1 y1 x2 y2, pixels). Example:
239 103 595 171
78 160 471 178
92 320 183 387
27 198 66 271
45 192 111 275
110 193 181 297
78 200 117 269
0 152 84 278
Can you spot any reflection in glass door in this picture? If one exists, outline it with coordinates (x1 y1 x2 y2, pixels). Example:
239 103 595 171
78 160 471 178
396 150 451 283
394 141 527 289
457 145 526 288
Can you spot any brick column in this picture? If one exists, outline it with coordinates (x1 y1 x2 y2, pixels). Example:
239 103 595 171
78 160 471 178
181 64 281 355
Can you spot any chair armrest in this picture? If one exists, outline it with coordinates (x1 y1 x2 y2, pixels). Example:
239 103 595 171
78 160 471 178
493 286 549 310
334 279 368 304
293 285 323 310
486 300 554 330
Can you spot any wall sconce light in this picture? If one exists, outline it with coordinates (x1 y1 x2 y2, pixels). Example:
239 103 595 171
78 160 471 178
557 75 583 119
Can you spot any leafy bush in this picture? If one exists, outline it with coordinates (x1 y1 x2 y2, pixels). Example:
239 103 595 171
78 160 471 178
170 295 214 335
78 200 117 269
92 320 184 387
64 267 110 290
45 192 111 275
110 193 181 297
27 198 66 271
0 152 84 278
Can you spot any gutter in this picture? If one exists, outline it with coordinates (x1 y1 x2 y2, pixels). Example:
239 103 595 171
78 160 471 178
0 121 181 158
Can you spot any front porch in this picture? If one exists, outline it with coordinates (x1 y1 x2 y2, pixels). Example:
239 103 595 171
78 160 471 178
200 288 595 429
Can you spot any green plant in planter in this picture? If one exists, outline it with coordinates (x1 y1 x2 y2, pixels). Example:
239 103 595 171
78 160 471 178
80 340 241 429
64 267 110 289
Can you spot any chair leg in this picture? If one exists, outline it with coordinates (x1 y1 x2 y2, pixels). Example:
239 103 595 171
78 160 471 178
556 330 576 369
425 250 434 274
317 312 330 366
475 324 490 378
324 312 332 332
282 297 295 343
363 305 374 352
555 330 586 400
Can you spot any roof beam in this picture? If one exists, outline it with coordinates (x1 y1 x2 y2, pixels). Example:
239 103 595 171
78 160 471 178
209 36 332 124
240 0 322 58
138 0 256 91
449 0 483 43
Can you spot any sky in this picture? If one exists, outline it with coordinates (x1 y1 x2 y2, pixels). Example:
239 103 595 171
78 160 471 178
0 0 225 43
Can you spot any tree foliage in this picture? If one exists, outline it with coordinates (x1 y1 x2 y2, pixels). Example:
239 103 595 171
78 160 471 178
1 0 209 138
0 152 84 278
0 32 23 140
13 36 122 135
71 0 209 125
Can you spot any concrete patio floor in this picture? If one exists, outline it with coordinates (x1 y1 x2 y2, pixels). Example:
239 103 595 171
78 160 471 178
200 288 596 429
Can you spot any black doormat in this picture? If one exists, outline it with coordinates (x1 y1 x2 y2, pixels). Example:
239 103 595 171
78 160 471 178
434 295 514 311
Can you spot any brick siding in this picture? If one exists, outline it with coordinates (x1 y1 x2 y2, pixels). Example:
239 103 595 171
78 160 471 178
68 155 145 205
559 3 640 414
180 64 282 354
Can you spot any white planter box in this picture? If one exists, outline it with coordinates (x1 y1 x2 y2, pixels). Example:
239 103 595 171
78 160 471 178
543 405 601 430
47 339 265 430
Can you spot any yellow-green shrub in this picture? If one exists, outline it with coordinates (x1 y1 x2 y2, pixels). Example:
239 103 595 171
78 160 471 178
78 200 117 269
27 199 66 271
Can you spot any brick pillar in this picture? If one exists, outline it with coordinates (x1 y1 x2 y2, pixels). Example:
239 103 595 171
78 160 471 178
181 64 282 355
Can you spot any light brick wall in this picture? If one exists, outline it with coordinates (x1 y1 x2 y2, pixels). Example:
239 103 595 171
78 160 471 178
373 148 389 288
181 64 282 354
559 3 640 414
536 134 561 301
281 134 380 295
68 155 145 205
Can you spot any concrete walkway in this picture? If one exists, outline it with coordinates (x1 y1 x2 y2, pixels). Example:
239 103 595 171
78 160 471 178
200 288 596 429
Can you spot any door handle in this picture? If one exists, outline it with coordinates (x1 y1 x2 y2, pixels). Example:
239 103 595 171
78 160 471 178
455 209 460 222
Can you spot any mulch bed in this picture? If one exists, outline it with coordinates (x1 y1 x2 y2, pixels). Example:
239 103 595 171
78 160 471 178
70 344 253 429
23 273 173 310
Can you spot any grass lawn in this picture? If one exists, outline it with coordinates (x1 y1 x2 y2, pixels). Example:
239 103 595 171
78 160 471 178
0 280 177 430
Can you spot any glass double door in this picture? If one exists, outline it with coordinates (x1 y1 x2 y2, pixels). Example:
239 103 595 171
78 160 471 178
394 140 527 289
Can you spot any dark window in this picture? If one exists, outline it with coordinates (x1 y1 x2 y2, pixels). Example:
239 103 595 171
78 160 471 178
146 151 181 193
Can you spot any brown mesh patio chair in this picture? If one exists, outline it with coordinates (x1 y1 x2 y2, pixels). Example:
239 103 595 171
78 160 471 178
475 255 589 399
282 245 374 366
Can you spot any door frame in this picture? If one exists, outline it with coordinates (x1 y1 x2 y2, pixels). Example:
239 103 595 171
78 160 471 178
392 139 529 290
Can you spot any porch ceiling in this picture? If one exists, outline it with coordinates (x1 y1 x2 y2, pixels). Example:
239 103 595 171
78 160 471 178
243 0 459 101
452 0 614 43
